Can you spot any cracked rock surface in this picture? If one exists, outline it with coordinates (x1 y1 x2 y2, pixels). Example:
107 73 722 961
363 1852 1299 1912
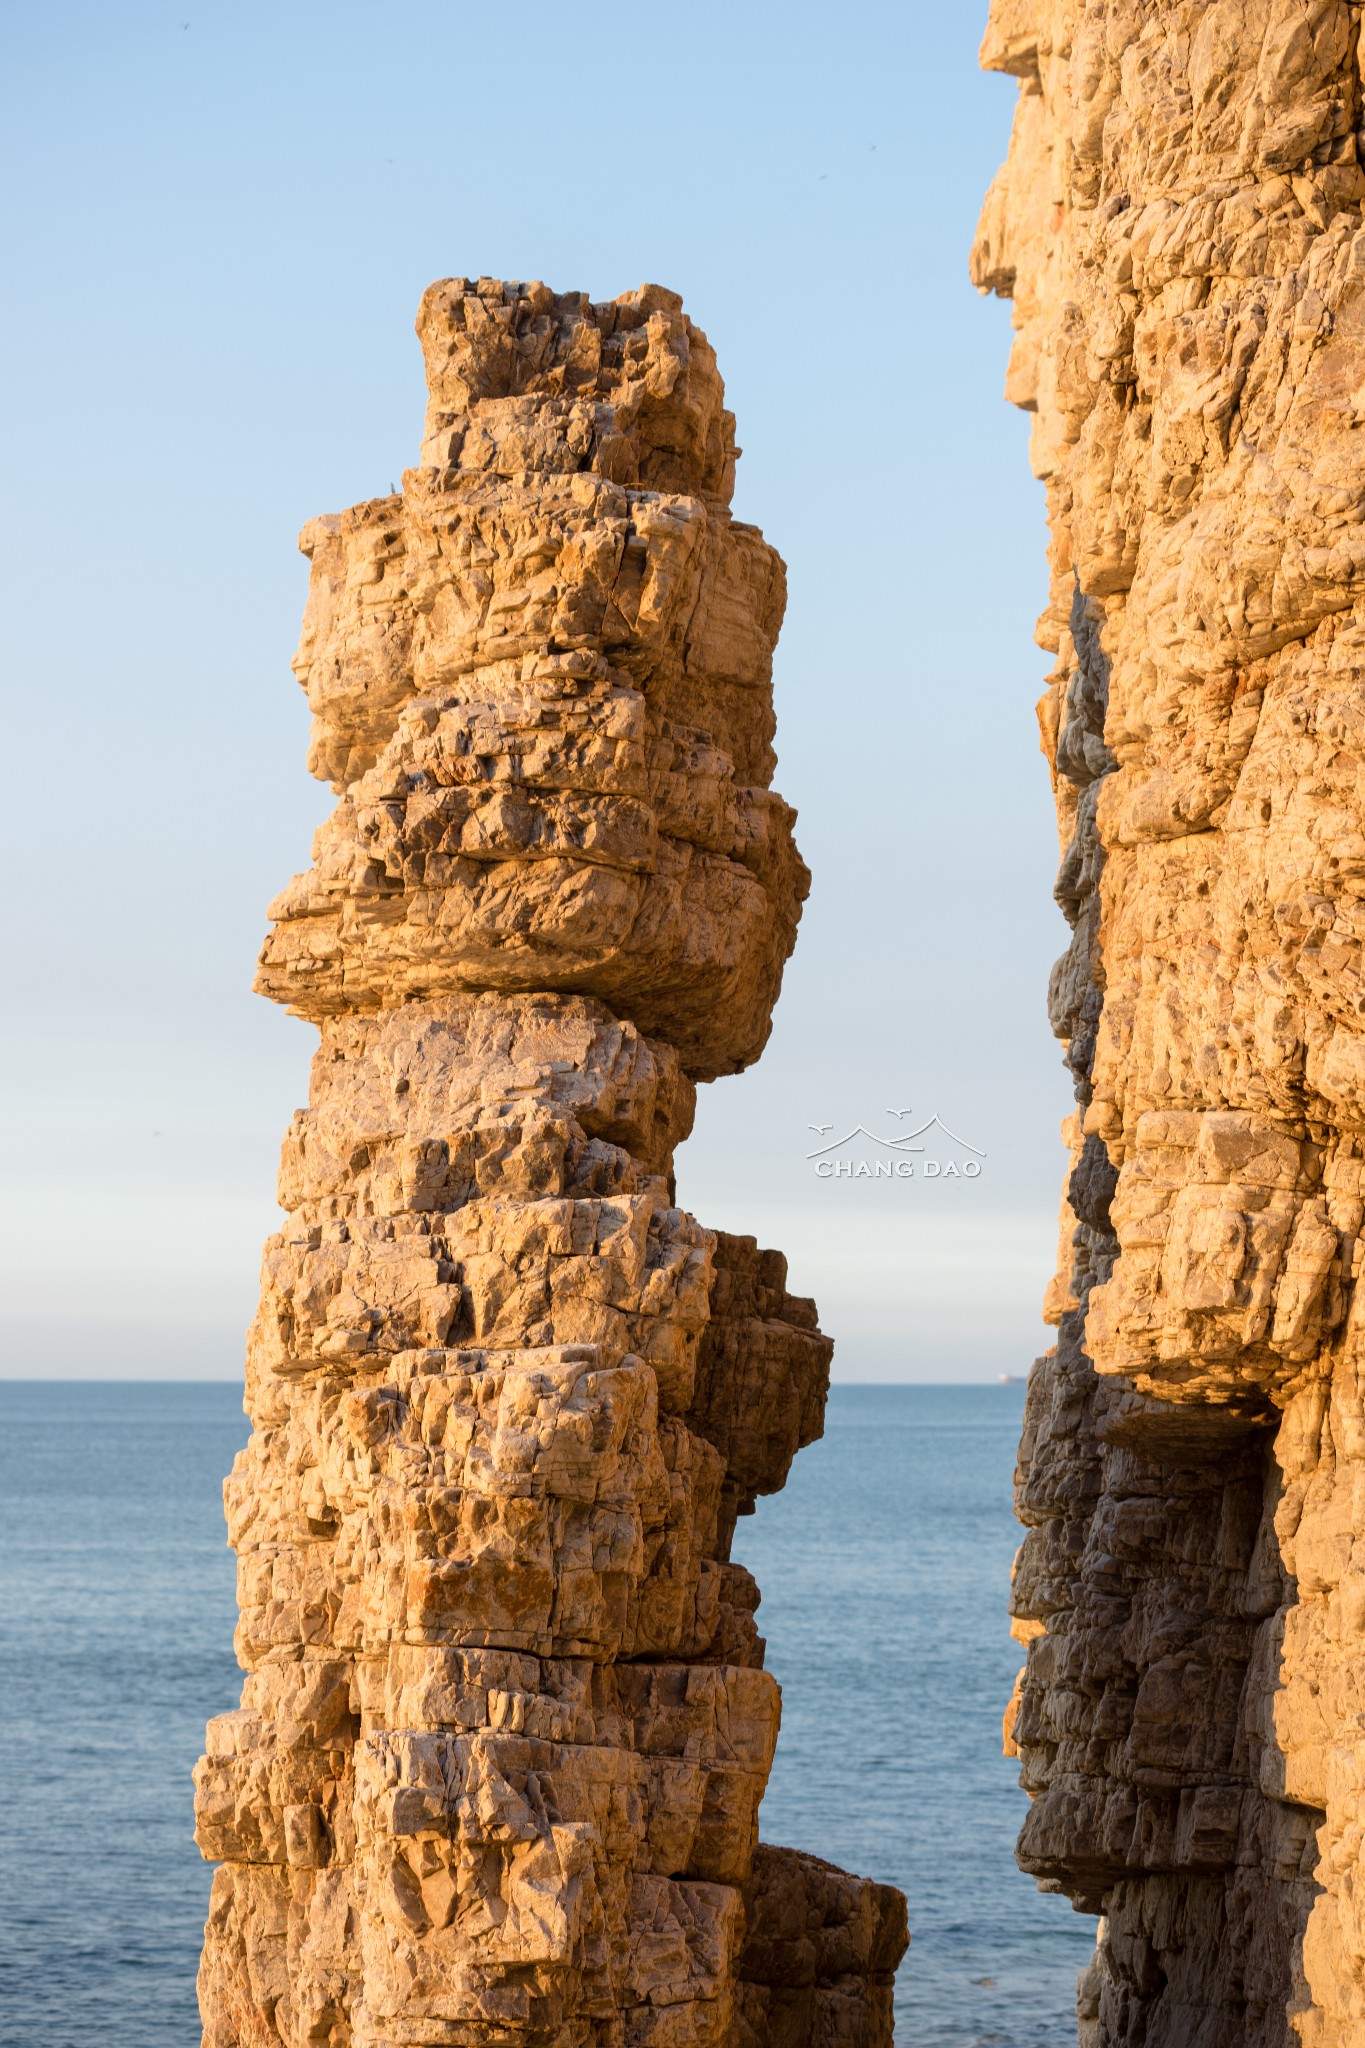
977 5 1365 2042
194 280 906 2048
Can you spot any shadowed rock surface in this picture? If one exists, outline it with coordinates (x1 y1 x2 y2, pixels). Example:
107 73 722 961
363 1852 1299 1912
977 6 1365 2043
194 280 906 2048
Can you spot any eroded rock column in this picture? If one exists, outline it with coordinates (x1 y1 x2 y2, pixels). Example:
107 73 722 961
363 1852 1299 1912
194 281 906 2048
977 6 1365 2043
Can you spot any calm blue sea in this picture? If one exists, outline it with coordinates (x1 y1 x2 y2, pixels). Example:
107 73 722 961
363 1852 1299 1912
0 1382 1090 2048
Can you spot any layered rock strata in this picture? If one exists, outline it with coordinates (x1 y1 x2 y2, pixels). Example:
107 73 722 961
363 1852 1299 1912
976 5 1365 2043
194 281 906 2048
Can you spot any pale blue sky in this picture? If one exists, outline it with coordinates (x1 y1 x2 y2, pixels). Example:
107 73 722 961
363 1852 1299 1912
1 2 1066 1380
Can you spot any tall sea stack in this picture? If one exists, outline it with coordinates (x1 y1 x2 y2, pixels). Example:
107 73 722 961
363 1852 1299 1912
193 281 906 2048
977 5 1365 2041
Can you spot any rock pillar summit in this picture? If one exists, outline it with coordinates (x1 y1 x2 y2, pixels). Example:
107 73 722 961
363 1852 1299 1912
194 280 907 2048
977 5 1365 2043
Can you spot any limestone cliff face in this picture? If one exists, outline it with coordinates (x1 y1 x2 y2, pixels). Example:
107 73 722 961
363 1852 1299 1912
194 281 906 2048
976 6 1365 2043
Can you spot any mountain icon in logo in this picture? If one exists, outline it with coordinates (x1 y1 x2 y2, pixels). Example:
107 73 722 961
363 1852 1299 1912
806 1113 984 1160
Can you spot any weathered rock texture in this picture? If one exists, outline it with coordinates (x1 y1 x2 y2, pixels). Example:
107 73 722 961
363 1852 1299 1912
194 281 906 2048
975 5 1365 2043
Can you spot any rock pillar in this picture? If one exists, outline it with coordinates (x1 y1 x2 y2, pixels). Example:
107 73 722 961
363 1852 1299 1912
194 280 906 2048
